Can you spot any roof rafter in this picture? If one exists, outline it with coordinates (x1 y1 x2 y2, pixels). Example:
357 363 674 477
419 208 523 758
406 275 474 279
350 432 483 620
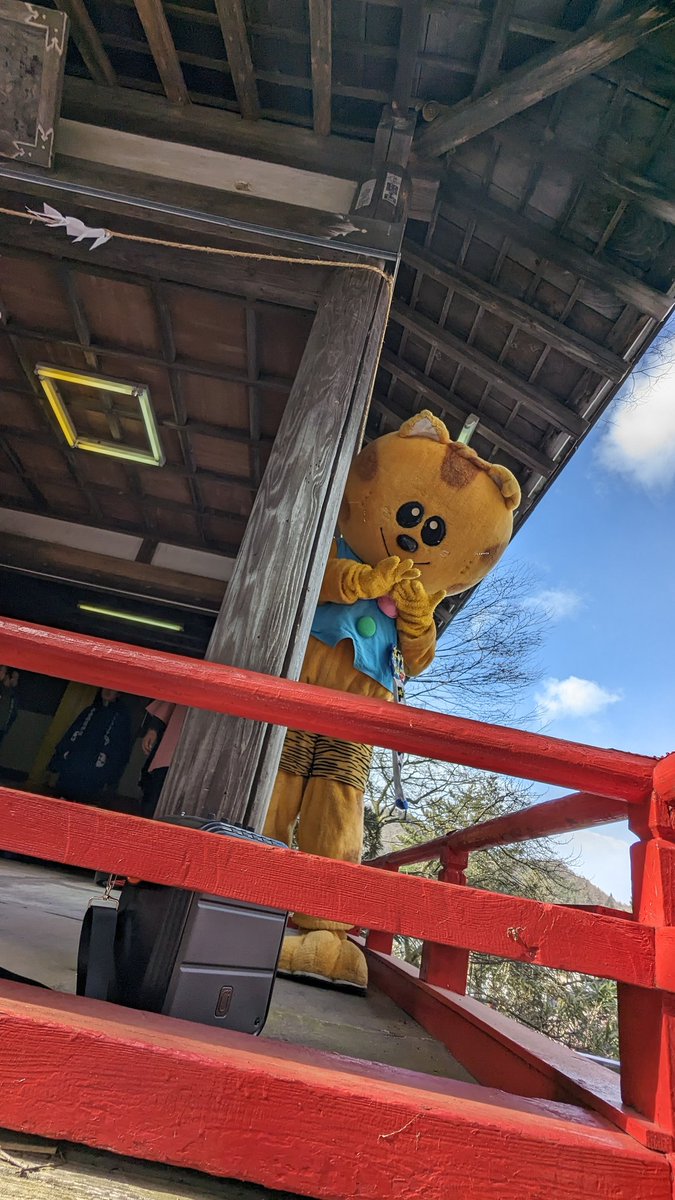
442 174 672 321
416 0 675 157
377 353 556 477
401 242 628 380
53 0 116 86
133 0 190 104
391 300 587 436
471 0 515 97
308 0 332 136
214 0 260 120
392 0 425 112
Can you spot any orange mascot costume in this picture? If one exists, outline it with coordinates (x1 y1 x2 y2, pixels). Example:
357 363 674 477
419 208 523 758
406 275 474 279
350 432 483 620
264 411 520 990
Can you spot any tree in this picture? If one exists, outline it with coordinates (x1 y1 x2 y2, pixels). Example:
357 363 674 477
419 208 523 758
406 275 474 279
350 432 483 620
409 561 547 722
364 755 620 1059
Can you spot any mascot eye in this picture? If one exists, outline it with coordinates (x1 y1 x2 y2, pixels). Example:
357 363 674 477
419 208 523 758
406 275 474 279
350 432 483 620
397 501 425 528
422 516 446 547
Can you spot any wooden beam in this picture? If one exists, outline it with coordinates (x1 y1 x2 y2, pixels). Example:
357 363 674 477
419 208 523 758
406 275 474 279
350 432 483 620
133 0 190 105
364 950 673 1153
0 189 330 311
53 0 116 86
61 76 368 179
442 174 673 321
472 0 515 96
416 1 675 156
0 981 669 1200
0 531 224 611
0 789 657 982
391 299 588 435
213 0 260 120
392 0 424 111
309 0 332 136
402 242 627 379
376 355 556 476
0 620 656 803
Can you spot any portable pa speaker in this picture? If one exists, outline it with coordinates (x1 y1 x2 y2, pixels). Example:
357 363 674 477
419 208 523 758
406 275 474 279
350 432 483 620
76 818 288 1035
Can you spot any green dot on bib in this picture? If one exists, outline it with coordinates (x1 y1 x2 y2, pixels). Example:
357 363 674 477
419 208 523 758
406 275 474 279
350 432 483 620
356 615 377 638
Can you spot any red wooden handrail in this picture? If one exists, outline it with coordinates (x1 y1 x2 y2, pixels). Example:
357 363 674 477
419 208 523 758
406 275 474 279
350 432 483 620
0 787 659 986
0 618 657 803
370 791 630 868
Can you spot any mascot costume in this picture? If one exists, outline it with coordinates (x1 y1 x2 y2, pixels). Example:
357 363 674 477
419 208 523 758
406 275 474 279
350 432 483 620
264 410 520 991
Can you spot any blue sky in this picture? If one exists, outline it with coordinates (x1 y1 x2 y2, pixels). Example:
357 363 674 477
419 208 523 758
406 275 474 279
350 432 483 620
501 320 675 903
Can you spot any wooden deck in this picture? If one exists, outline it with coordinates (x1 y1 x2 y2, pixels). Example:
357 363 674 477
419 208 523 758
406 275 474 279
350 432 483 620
0 857 471 1199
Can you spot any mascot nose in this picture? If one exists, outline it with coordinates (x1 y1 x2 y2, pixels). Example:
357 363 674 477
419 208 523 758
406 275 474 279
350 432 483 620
397 534 418 553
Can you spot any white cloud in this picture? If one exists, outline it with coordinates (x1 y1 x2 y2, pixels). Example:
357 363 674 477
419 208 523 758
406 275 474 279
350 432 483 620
526 588 582 621
598 329 675 490
535 675 621 722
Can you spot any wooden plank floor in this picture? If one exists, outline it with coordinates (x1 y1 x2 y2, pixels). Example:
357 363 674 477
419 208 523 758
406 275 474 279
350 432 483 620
0 858 469 1199
0 858 472 1081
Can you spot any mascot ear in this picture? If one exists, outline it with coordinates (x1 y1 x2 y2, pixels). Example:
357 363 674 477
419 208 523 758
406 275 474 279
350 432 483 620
487 464 521 512
398 410 451 444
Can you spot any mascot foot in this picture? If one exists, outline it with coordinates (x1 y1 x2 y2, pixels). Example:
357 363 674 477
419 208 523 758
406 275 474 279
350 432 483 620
277 930 367 994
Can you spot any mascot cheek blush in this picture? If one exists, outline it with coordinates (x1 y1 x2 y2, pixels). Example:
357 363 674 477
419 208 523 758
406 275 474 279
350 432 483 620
264 410 520 992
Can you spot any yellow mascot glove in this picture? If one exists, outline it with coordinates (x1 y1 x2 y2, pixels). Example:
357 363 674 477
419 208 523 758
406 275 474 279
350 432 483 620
392 578 446 637
323 554 420 605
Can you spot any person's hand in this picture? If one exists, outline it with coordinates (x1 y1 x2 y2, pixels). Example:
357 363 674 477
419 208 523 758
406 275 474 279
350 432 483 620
142 729 158 756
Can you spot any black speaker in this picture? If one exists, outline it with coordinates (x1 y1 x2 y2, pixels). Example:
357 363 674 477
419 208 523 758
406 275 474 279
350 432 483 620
76 819 288 1035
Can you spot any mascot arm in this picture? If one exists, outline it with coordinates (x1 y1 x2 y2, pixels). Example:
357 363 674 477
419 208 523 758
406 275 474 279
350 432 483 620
319 541 419 606
393 578 445 677
398 623 437 677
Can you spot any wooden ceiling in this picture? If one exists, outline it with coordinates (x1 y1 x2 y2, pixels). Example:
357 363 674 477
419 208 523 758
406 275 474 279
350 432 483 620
1 0 675 637
0 248 313 555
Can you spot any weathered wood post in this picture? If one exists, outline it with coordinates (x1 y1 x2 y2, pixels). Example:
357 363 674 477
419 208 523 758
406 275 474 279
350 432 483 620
154 265 391 832
143 265 391 991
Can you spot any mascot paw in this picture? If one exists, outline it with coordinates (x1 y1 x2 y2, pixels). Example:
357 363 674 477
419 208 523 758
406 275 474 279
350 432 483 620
277 930 367 994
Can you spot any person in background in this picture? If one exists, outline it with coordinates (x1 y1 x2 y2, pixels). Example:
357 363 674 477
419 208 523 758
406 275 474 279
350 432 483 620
0 666 19 750
139 700 187 819
50 689 132 805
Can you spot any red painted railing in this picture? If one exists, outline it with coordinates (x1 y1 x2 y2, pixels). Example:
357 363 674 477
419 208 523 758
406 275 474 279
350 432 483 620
369 791 630 868
0 615 674 1148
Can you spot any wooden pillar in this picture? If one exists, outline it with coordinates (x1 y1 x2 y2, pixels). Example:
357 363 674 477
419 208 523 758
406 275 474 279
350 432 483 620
420 850 471 993
366 864 400 955
155 265 391 833
618 753 675 1139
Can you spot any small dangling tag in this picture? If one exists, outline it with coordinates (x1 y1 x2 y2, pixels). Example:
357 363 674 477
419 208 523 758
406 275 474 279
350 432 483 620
390 647 409 816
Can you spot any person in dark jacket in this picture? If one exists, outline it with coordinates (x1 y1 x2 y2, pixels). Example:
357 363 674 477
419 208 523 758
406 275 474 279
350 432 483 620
50 689 132 805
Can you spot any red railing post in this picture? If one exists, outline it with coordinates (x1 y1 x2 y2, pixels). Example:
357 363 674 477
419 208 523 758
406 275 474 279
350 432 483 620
618 752 675 1138
419 849 471 993
366 863 399 955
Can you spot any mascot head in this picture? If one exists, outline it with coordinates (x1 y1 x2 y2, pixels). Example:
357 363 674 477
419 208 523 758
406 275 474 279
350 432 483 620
339 411 520 597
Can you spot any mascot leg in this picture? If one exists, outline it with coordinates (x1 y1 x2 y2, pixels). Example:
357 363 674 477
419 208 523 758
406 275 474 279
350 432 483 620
276 735 370 993
263 770 304 846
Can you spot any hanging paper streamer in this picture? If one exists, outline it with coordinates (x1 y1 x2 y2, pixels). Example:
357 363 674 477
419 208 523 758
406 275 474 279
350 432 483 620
26 203 112 250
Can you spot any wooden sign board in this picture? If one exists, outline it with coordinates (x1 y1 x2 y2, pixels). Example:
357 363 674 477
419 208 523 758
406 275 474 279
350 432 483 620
0 0 69 168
